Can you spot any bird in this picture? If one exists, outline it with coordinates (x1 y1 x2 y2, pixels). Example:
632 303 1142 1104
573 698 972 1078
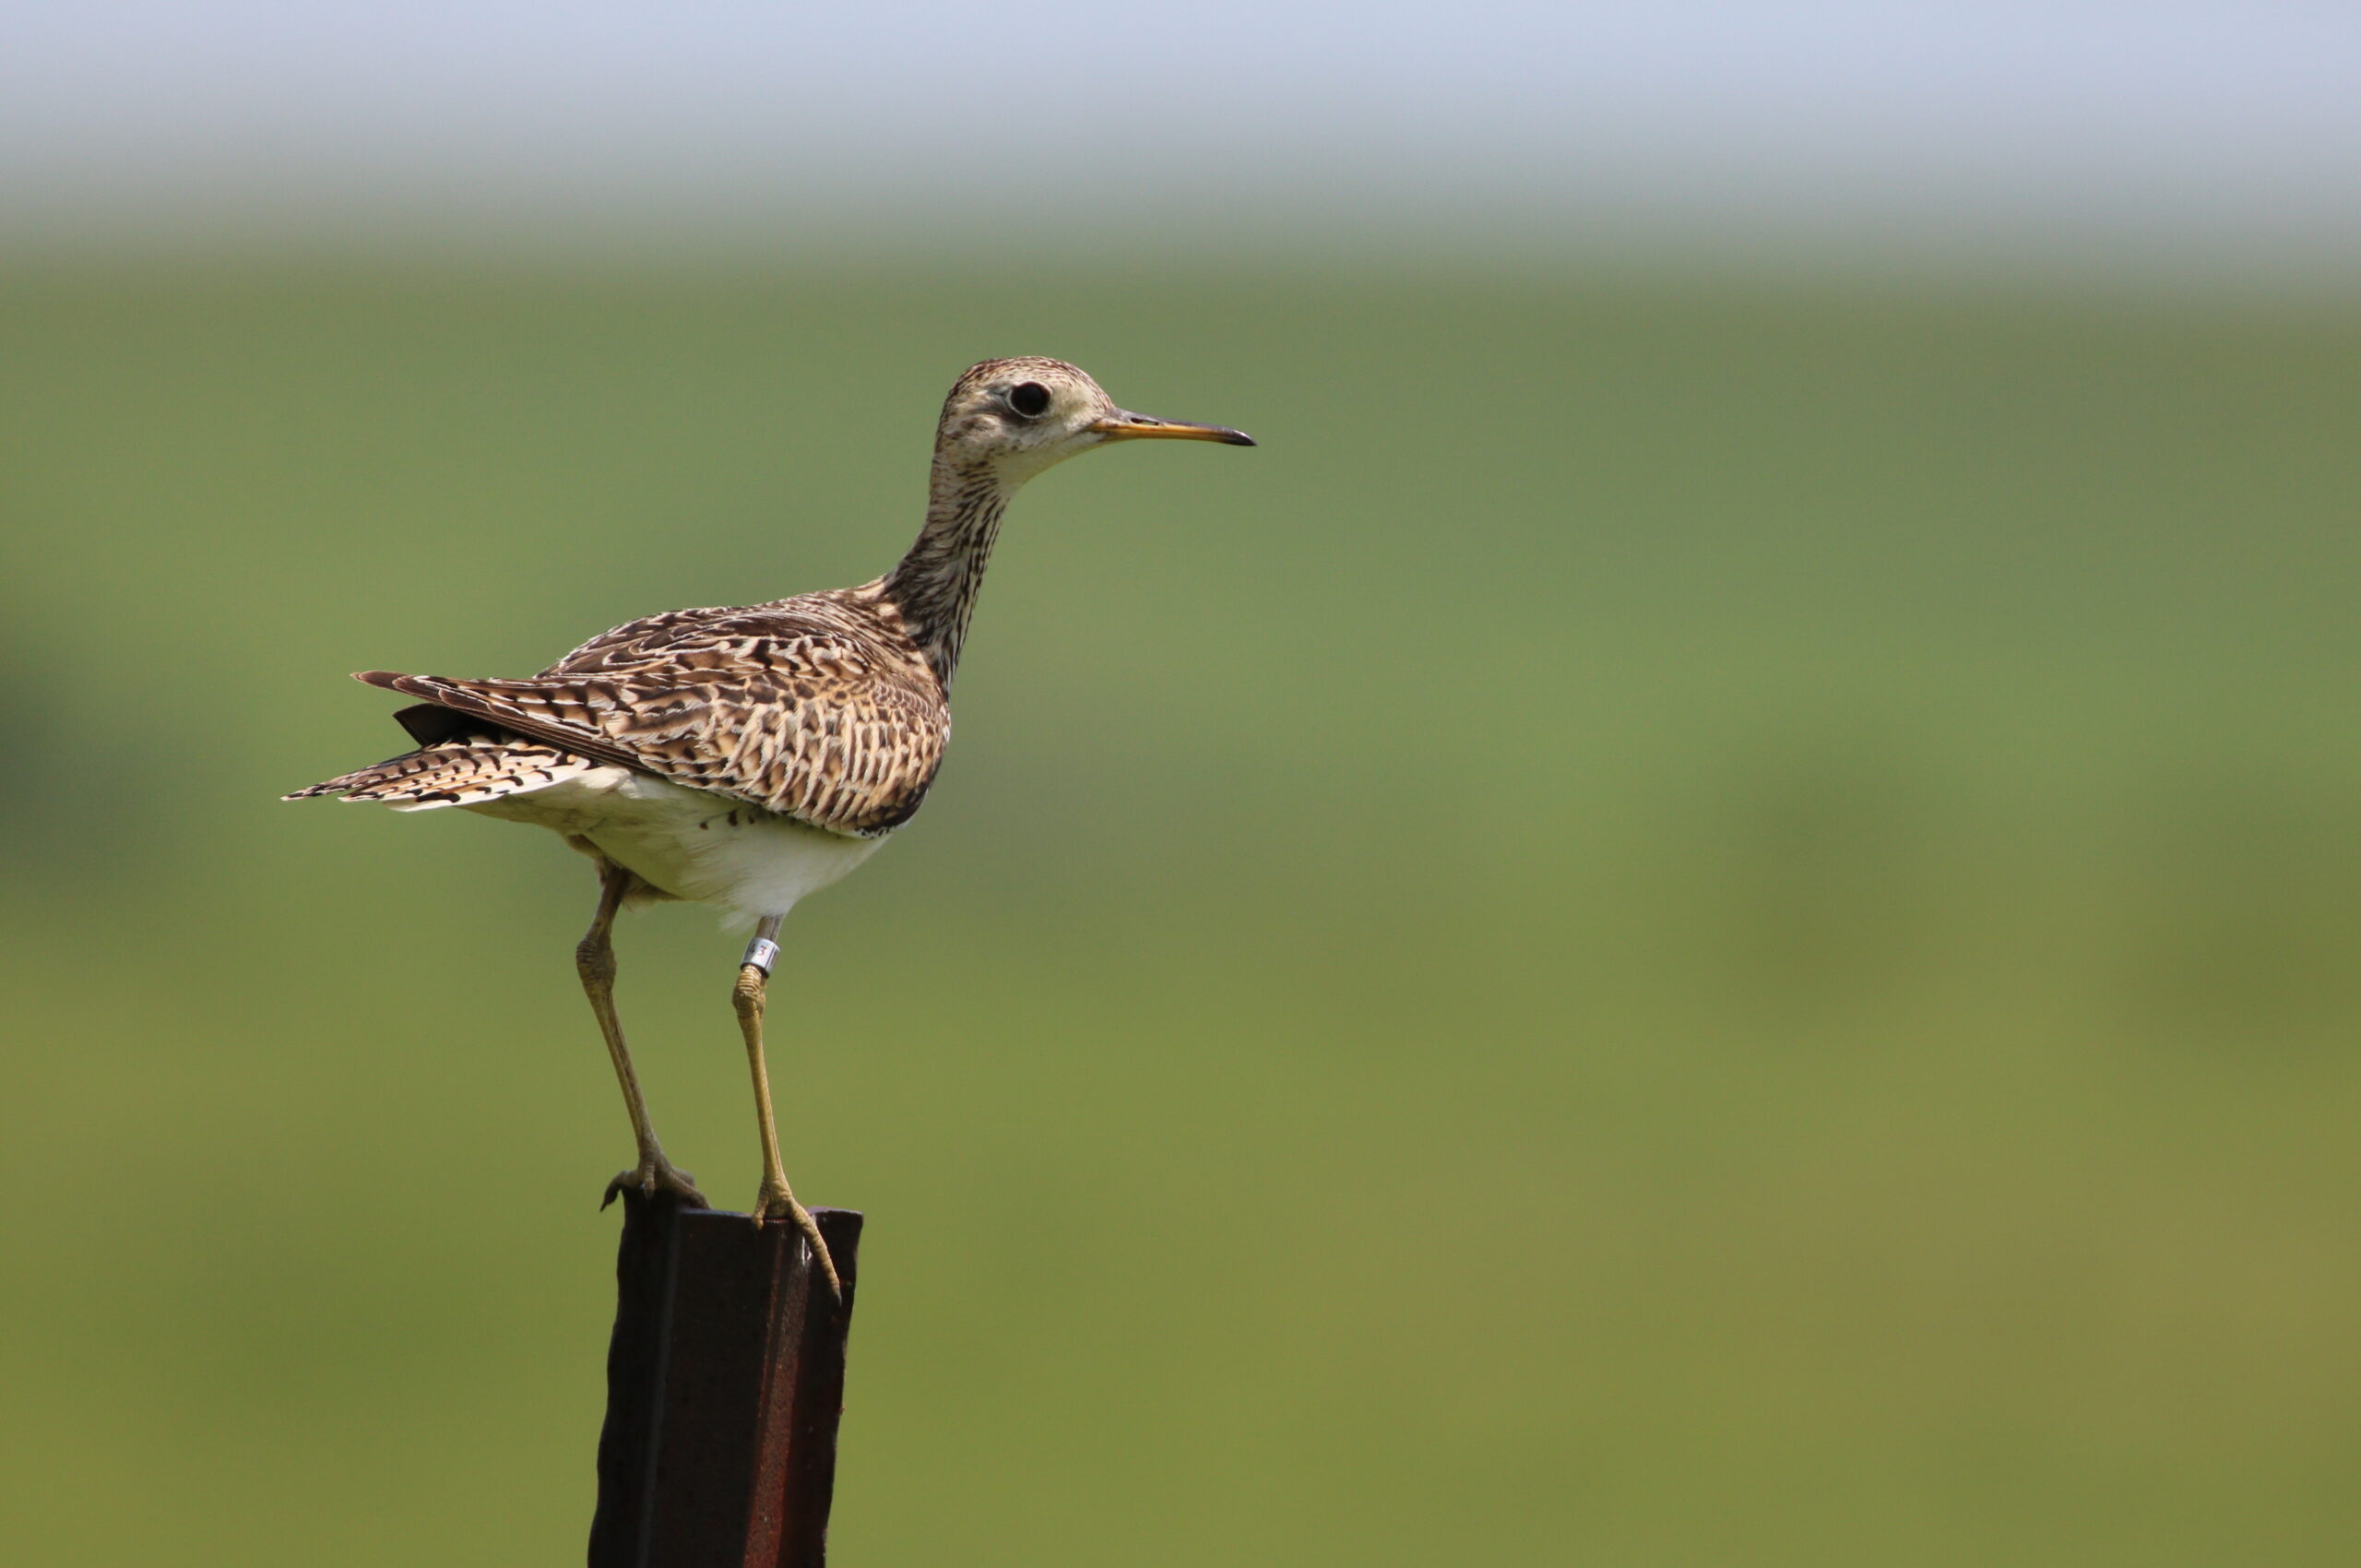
287 358 1253 1292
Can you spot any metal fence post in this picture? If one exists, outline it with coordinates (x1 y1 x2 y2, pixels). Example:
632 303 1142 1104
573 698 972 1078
589 1191 861 1567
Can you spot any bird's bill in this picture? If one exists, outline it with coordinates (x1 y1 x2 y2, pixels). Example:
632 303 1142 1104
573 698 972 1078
1091 410 1257 446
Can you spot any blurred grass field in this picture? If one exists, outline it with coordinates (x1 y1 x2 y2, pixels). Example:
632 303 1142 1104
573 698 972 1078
3 253 2359 1565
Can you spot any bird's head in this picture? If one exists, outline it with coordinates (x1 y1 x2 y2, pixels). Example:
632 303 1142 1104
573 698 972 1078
934 357 1253 482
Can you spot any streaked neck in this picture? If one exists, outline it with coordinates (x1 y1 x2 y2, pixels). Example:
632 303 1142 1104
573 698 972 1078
883 453 1013 691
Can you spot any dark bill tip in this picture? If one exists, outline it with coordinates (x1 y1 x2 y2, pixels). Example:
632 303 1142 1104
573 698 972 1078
1093 411 1259 446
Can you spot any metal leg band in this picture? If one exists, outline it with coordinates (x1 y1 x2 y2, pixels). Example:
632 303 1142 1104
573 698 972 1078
742 936 781 977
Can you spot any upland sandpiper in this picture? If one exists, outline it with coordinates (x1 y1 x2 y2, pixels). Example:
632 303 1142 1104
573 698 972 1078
289 359 1252 1291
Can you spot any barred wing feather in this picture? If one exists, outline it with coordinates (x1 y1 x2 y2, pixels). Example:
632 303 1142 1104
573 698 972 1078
353 597 947 837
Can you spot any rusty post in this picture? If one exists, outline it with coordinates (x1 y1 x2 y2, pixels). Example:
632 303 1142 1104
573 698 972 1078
588 1192 861 1568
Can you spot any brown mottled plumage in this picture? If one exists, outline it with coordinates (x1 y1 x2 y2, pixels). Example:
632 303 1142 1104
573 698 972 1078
287 358 1252 1288
296 587 944 835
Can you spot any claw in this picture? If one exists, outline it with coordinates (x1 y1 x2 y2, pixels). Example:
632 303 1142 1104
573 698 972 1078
602 1155 709 1211
753 1182 843 1299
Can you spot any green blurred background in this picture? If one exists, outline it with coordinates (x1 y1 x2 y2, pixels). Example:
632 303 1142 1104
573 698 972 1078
7 7 2361 1565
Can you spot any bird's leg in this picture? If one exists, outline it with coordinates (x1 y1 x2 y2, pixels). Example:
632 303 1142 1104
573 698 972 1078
579 859 708 1211
734 916 842 1296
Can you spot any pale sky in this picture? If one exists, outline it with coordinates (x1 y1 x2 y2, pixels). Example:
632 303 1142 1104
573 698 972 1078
5 2 2356 267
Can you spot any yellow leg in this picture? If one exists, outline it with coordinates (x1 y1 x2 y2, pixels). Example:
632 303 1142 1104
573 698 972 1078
580 860 707 1210
734 915 842 1297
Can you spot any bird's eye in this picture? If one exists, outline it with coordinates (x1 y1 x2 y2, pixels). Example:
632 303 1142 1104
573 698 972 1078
1006 382 1051 419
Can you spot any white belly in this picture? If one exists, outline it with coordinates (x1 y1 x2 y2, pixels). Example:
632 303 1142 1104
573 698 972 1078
466 766 887 921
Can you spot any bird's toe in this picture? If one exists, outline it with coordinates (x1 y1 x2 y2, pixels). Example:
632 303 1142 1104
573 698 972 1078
602 1157 707 1211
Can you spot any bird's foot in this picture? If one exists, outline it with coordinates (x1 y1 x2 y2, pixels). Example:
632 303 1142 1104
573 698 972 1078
753 1179 842 1299
602 1154 709 1211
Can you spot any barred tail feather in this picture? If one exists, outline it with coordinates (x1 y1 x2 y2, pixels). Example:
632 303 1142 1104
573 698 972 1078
285 740 597 810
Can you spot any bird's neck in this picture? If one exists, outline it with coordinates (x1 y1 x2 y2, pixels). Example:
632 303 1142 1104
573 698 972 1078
883 453 1014 691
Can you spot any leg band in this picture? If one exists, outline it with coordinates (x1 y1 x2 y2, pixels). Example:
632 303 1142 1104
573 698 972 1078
742 936 781 977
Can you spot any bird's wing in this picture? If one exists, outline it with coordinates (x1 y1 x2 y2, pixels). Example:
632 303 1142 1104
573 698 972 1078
356 598 947 837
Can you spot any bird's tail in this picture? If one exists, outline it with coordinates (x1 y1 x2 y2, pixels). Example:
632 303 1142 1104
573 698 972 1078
285 739 598 811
